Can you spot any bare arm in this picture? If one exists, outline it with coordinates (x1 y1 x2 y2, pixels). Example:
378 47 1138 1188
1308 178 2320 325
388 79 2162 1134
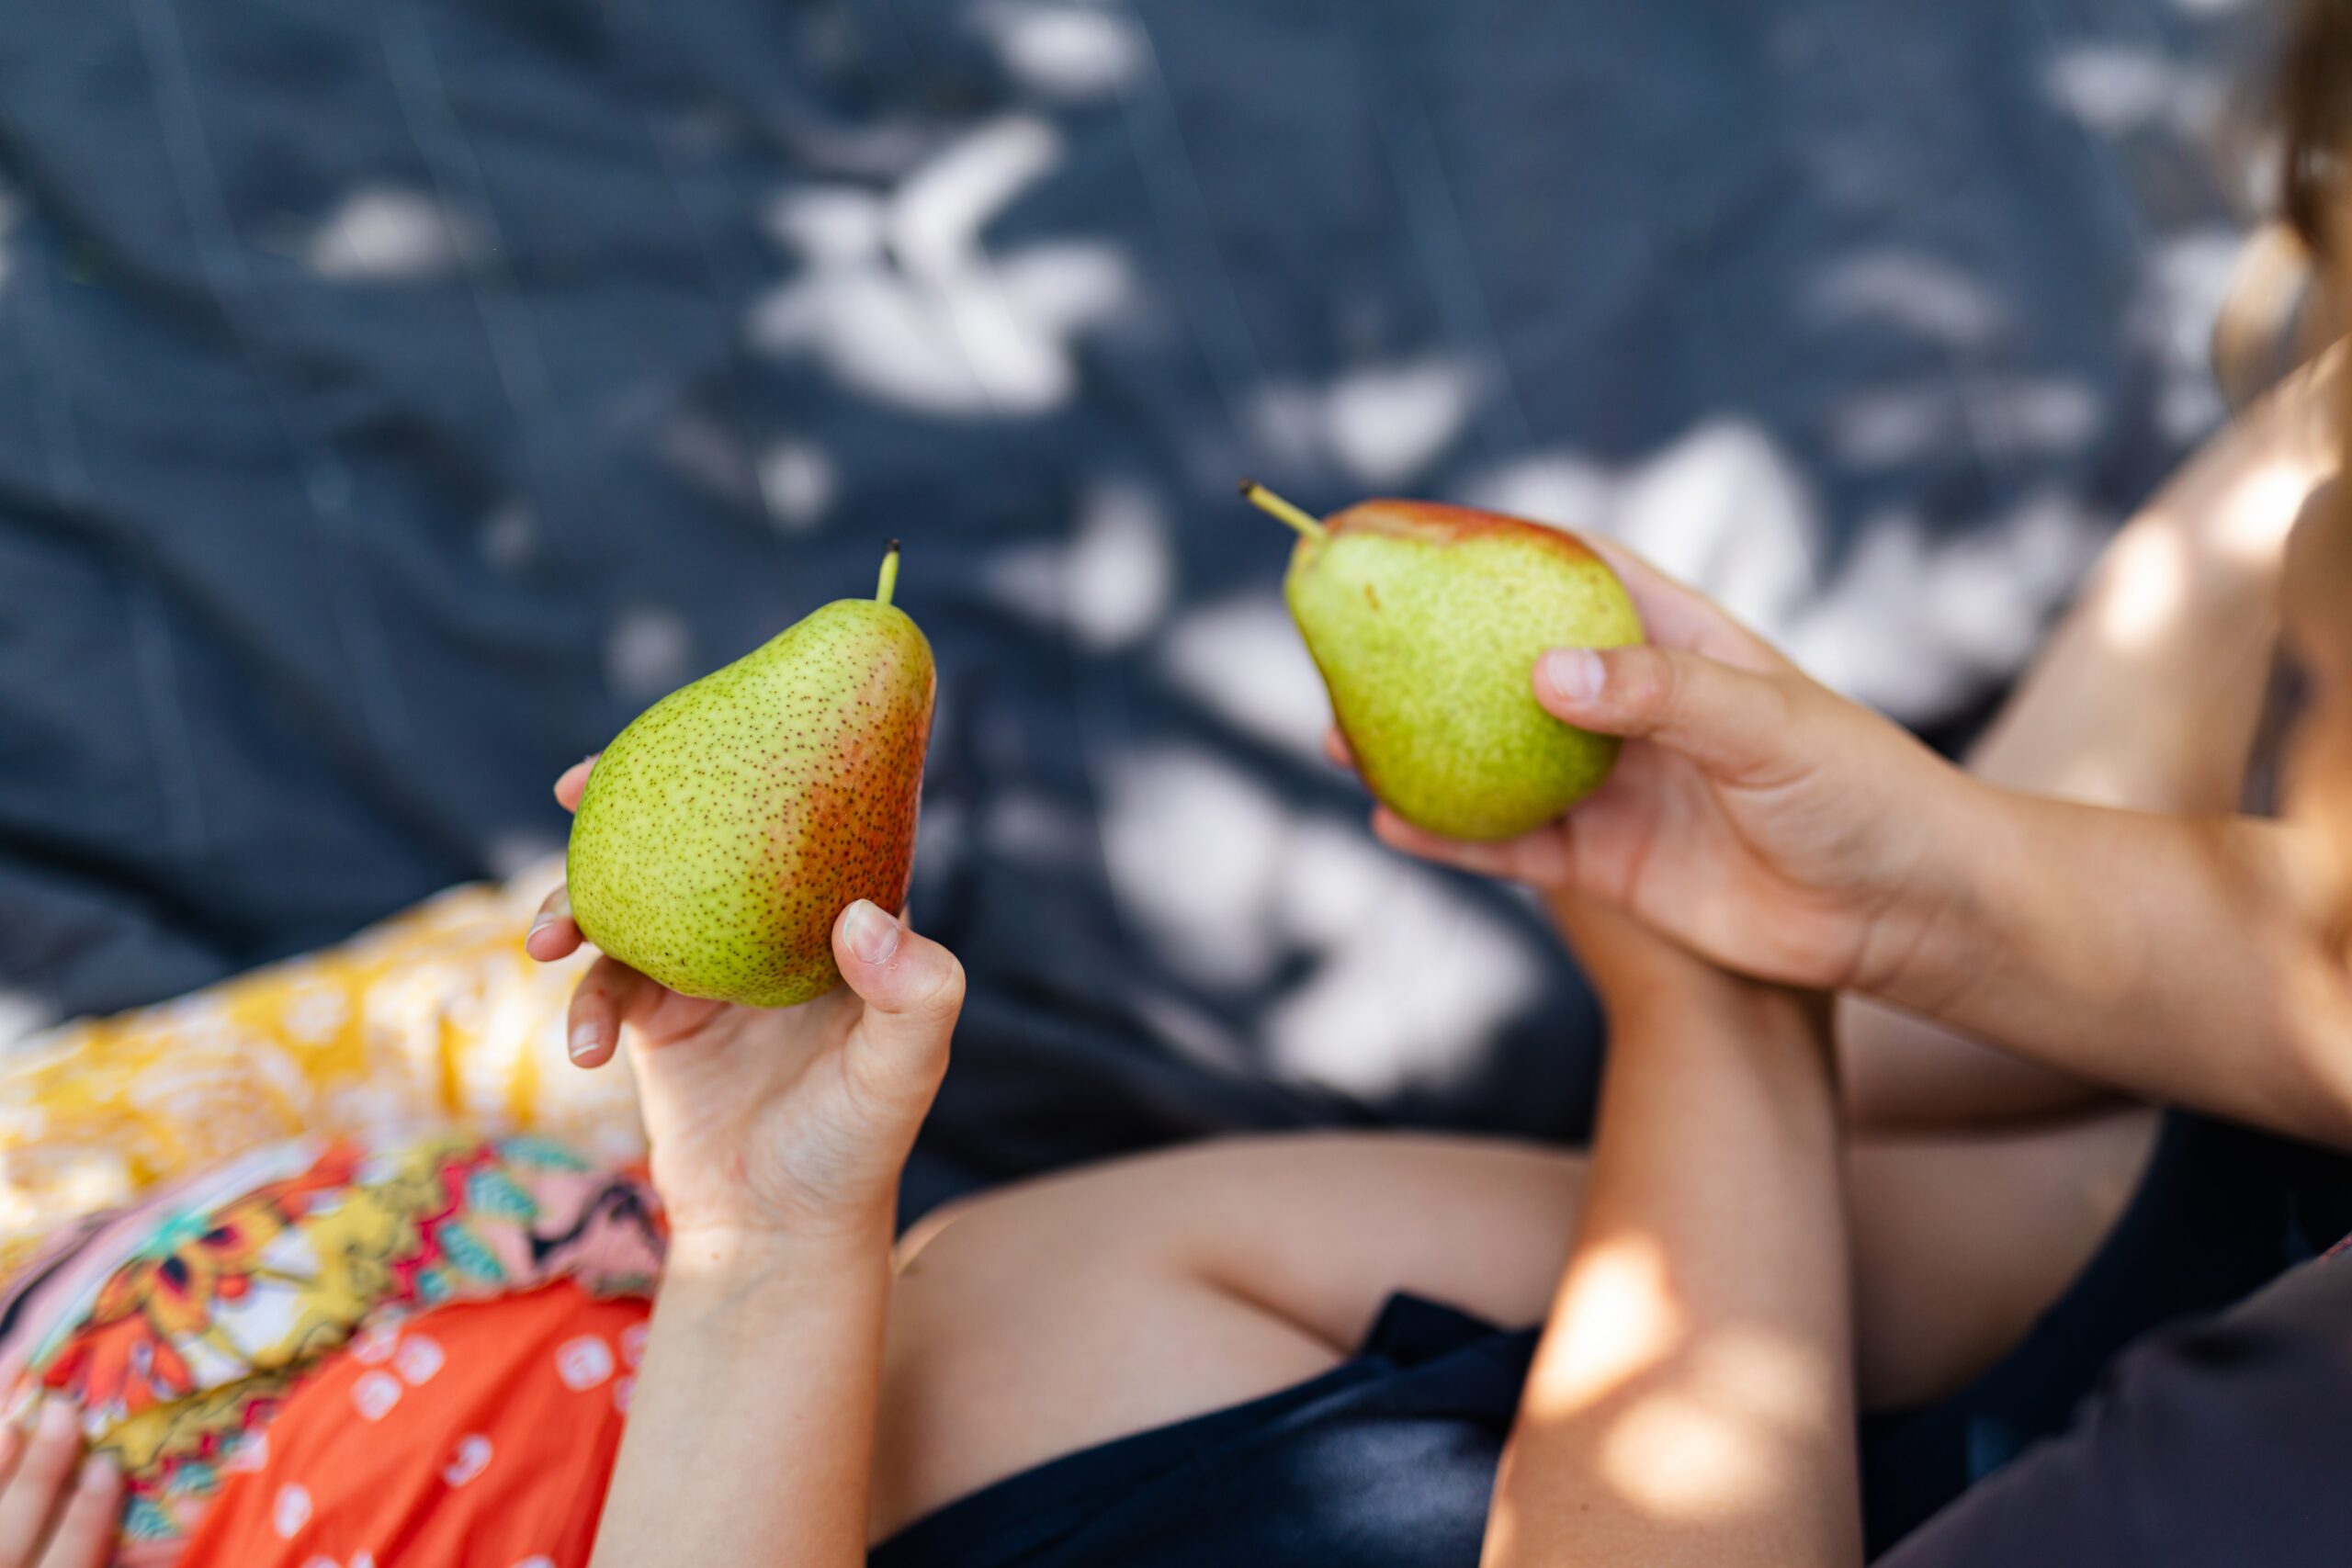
1486 913 1857 1568
593 1235 889 1568
529 756 966 1568
1839 353 2338 1129
1374 529 2352 1150
1875 792 2352 1147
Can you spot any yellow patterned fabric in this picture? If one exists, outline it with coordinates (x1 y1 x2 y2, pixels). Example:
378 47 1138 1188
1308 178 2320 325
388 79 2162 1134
0 860 642 1276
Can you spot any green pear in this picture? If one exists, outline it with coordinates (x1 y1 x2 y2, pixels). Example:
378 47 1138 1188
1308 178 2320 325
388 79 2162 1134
1247 484 1643 841
566 544 936 1007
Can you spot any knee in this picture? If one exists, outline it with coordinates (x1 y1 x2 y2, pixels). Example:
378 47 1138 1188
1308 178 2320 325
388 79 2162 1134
896 1193 983 1268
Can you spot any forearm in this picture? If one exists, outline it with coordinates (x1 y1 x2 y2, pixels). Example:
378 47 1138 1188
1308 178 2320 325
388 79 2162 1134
1486 986 1859 1568
1839 361 2336 1130
1880 785 2352 1145
591 1229 894 1568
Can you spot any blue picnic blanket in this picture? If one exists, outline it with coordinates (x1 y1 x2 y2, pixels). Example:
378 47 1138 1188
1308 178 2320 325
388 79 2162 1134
0 0 2262 1196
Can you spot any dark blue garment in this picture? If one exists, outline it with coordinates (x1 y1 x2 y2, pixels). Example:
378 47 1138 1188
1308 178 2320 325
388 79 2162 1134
871 1293 1533 1568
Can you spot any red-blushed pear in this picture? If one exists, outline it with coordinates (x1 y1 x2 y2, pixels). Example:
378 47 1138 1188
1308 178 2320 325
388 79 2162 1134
1244 483 1643 842
566 544 936 1007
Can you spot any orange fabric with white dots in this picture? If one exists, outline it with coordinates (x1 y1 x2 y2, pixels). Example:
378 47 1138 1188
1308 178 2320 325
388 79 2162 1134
176 1281 649 1568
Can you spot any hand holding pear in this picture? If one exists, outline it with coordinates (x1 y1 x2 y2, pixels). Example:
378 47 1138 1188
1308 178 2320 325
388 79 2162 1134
1247 483 1644 840
564 544 936 1008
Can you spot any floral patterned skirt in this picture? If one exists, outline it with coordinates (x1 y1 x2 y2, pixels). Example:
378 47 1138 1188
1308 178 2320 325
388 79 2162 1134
0 861 670 1564
0 1129 664 1565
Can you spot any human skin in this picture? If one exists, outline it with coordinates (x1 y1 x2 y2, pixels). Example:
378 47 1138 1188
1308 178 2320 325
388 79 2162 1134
532 377 2346 1563
1371 536 2352 1150
532 757 2119 1562
535 815 2131 1562
0 1393 121 1568
1835 351 2338 1130
1481 902 1859 1568
546 881 965 1568
535 890 2098 1559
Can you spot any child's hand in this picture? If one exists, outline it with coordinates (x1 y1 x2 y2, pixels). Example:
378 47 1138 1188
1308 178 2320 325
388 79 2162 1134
1348 537 1980 997
0 1397 120 1568
527 758 963 1251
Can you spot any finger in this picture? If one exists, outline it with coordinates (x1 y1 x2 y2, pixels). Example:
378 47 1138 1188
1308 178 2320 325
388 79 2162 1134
833 901 965 1094
620 982 730 1049
525 885 582 962
553 754 601 814
1573 534 1792 675
1534 644 1804 788
1322 728 1355 770
34 1454 119 1568
567 955 651 1069
0 1393 35 1495
1370 807 1576 885
567 957 727 1062
0 1399 82 1566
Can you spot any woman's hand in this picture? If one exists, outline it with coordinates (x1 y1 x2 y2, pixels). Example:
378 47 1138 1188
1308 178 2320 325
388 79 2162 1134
1353 538 1983 996
528 757 964 1252
0 1398 120 1568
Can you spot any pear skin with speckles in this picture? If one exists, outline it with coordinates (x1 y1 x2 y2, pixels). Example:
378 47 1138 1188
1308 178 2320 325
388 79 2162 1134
1274 496 1643 842
566 550 935 1007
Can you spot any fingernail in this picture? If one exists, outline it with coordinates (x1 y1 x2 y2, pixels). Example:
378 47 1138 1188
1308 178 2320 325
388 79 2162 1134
569 1022 602 1063
843 900 900 966
38 1396 76 1441
1543 648 1606 704
77 1451 119 1493
8 1388 40 1432
526 912 553 942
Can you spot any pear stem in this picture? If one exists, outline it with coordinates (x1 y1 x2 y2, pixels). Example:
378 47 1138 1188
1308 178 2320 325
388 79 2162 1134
1238 479 1328 542
876 540 901 606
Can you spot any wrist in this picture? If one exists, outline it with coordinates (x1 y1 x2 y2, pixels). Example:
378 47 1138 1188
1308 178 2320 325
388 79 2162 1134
651 1227 894 1356
1853 763 2006 1016
648 1147 908 1265
662 1216 896 1290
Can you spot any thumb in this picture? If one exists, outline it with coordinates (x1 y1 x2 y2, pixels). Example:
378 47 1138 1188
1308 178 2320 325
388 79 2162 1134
1535 644 1804 787
832 899 965 1088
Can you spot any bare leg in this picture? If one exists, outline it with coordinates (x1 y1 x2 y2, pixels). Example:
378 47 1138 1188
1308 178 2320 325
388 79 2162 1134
874 1033 2141 1536
1840 356 2338 1128
871 1132 1582 1538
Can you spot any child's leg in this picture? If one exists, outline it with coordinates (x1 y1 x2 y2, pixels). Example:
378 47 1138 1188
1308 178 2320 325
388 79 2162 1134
871 925 2143 1539
874 1121 2142 1535
871 1130 1581 1537
1840 358 2338 1129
